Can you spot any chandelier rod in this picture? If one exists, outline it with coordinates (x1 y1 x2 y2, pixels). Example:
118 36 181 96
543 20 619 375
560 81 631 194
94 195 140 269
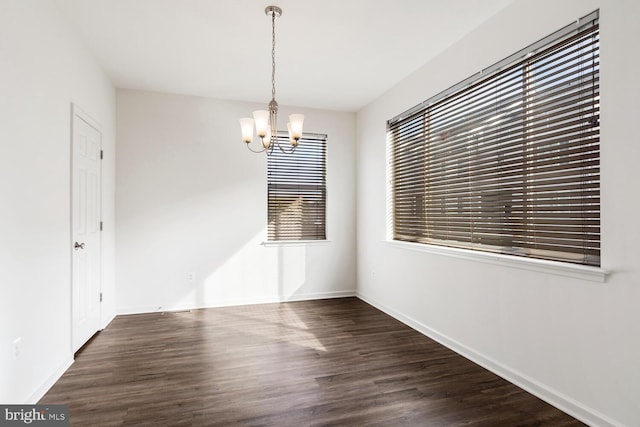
271 9 276 104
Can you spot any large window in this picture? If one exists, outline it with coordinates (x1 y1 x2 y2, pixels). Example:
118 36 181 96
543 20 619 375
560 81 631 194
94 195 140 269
268 133 327 241
388 11 600 266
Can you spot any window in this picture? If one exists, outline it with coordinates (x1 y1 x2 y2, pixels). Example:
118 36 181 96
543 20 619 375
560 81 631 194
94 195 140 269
388 11 600 267
268 133 327 241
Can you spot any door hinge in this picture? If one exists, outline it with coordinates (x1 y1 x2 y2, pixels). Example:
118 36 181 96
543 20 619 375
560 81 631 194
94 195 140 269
100 292 103 302
100 150 104 160
100 221 103 231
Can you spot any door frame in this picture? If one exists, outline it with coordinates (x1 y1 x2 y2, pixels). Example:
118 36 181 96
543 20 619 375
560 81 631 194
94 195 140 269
70 103 103 353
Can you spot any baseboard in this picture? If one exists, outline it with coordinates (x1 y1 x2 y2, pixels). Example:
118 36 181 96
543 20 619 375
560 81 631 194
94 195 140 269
277 290 357 303
117 290 357 315
117 304 164 315
356 292 621 427
27 355 74 404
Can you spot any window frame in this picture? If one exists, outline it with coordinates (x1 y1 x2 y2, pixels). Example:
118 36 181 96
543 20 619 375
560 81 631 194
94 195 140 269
387 10 601 269
266 132 328 243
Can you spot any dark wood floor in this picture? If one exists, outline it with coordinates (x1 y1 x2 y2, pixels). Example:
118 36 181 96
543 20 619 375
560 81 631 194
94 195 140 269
40 298 585 426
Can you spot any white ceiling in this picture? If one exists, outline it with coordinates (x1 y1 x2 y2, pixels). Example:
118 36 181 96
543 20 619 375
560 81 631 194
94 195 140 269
54 0 514 112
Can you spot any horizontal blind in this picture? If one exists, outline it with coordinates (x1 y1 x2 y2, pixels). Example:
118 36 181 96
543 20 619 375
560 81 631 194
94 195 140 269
268 133 327 241
389 14 600 266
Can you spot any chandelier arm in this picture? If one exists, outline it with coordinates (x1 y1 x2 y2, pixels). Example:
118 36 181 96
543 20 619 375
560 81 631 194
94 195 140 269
246 142 269 153
276 141 297 154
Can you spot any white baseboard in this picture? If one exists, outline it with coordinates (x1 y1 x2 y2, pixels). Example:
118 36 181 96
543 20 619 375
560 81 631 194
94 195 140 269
27 355 74 404
356 292 622 427
117 290 357 315
278 290 357 303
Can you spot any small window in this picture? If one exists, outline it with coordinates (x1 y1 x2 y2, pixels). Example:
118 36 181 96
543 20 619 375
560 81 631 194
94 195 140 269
268 133 327 241
388 11 600 266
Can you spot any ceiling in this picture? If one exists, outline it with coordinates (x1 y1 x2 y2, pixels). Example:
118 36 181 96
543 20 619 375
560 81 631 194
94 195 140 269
54 0 514 112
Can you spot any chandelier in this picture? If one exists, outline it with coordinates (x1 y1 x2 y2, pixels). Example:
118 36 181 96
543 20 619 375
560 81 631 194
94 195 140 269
239 5 304 154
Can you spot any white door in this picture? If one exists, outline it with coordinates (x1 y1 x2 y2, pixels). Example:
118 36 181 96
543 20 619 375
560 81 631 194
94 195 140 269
71 106 102 352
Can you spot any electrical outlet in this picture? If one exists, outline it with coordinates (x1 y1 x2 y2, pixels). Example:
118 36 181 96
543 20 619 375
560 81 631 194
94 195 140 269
12 337 21 360
187 272 196 282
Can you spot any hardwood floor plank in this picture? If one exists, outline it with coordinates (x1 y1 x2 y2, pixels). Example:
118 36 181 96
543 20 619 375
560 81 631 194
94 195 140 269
40 298 585 426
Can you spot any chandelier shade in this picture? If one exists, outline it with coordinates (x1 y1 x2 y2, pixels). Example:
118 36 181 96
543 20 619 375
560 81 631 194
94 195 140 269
239 118 254 143
252 110 269 139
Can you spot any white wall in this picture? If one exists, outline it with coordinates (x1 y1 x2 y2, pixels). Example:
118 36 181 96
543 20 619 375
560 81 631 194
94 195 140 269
356 0 639 426
0 0 116 403
116 90 356 313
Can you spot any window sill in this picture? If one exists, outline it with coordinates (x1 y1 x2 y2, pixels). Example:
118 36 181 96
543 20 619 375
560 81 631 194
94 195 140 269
384 240 607 283
261 240 332 247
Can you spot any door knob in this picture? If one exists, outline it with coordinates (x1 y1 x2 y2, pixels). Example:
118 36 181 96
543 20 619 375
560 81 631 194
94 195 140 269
74 242 85 250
